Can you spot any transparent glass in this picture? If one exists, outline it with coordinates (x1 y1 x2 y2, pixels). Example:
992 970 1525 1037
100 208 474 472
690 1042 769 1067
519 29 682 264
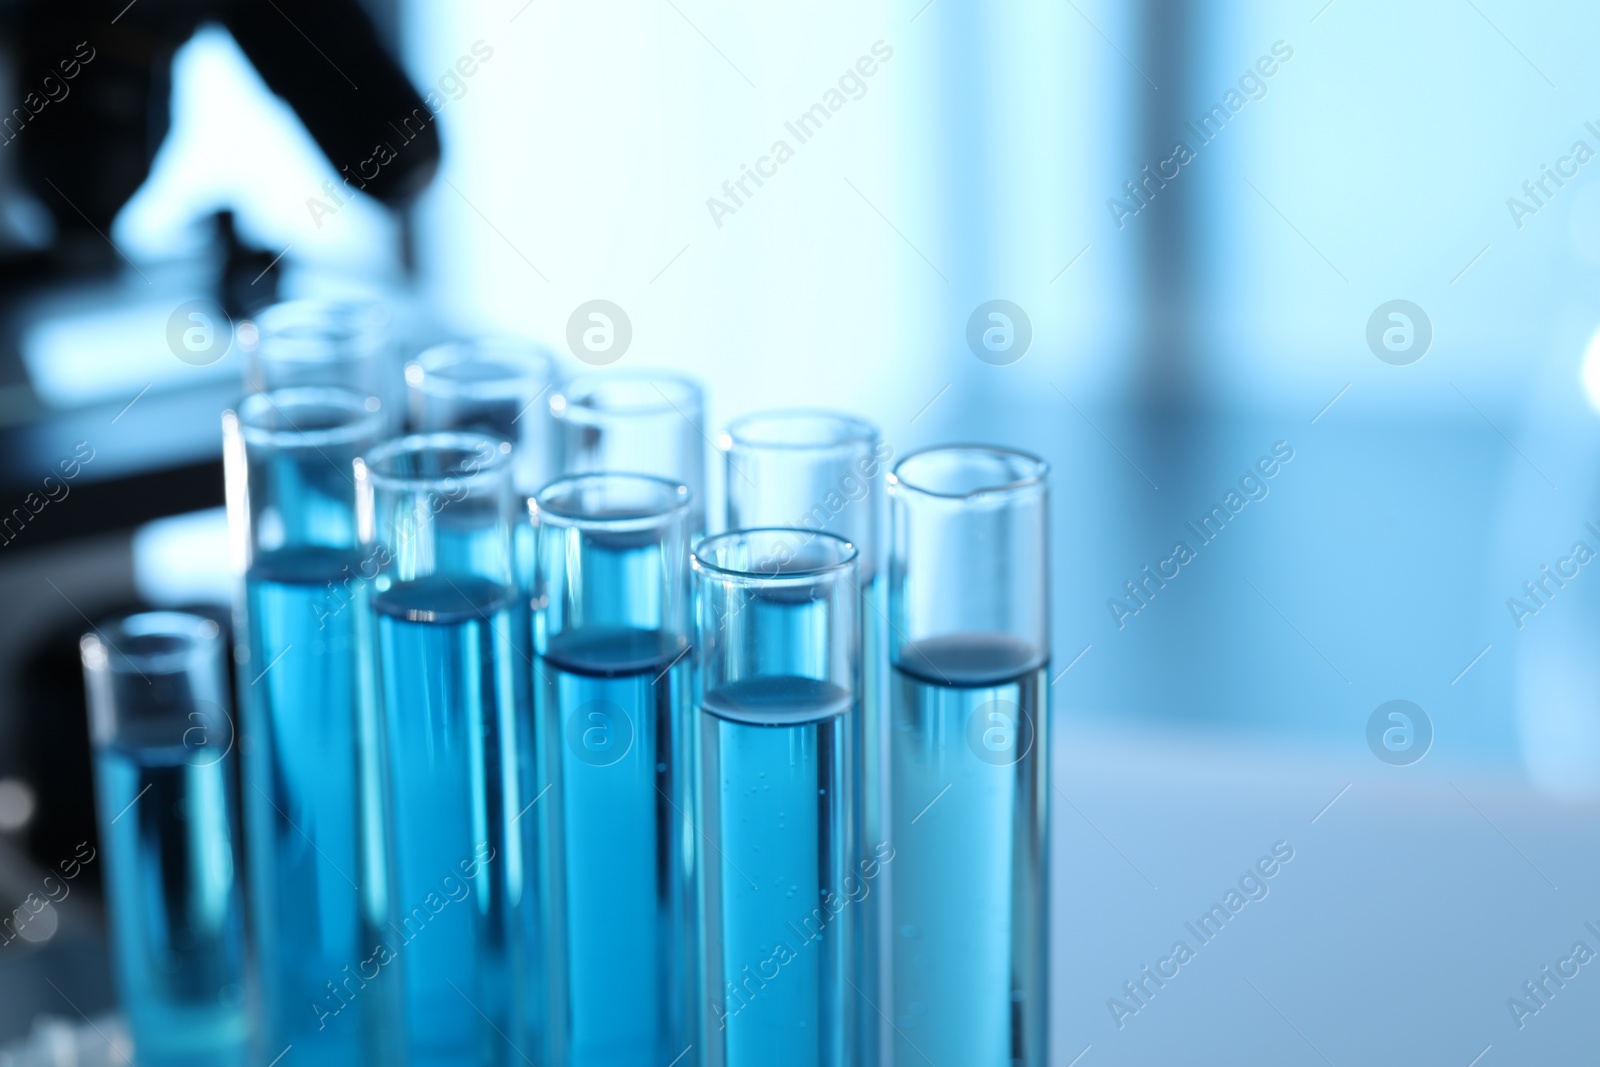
722 410 885 577
224 388 385 568
530 474 693 1067
692 530 863 1067
551 370 708 533
222 388 386 1066
720 409 889 1065
243 300 398 428
355 433 535 1067
81 612 247 1067
885 446 1050 1067
407 338 562 498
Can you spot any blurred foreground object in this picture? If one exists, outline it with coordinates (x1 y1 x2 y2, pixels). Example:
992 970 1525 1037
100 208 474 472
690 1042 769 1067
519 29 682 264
80 613 246 1067
0 1014 131 1066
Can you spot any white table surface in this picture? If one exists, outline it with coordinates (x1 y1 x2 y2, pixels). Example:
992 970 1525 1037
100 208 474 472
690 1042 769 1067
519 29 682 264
1048 721 1595 1066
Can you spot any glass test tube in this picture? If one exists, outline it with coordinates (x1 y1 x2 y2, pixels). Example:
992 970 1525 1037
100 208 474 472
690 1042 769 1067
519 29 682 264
551 370 708 534
885 447 1050 1067
692 530 863 1067
223 388 387 1065
530 474 694 1067
244 300 399 429
81 612 247 1067
408 338 562 634
356 432 531 1067
407 338 562 498
721 410 890 1064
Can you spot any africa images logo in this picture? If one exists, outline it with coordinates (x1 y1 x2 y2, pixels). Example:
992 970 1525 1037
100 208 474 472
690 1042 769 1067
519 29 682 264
966 300 1032 366
1365 300 1432 366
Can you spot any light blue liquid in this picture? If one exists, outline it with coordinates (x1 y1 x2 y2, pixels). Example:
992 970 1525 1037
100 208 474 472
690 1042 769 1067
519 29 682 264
857 576 886 1065
373 574 528 1067
889 634 1049 1067
242 546 372 1063
538 627 691 1067
93 739 247 1067
699 675 856 1067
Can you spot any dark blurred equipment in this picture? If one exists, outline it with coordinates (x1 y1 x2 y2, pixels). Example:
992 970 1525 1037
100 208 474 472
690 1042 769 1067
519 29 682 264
1 0 439 286
0 4 439 1039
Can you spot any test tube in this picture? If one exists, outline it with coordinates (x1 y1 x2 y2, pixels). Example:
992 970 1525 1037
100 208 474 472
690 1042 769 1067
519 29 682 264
885 447 1050 1067
408 338 562 629
551 370 708 533
530 473 694 1067
244 300 399 428
692 530 862 1067
223 388 387 1065
406 338 562 497
81 612 247 1067
356 432 532 1067
721 410 890 1063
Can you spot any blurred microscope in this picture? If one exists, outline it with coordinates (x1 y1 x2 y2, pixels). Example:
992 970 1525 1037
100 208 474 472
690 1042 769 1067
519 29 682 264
0 0 438 1046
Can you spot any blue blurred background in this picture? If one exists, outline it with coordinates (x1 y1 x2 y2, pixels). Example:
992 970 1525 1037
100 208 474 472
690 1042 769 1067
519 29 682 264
1 0 1599 1062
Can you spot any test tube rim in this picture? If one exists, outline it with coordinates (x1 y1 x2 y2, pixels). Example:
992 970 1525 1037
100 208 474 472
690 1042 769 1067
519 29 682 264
406 337 560 402
888 444 1049 502
692 526 858 582
552 368 705 423
245 298 390 365
721 408 880 455
230 387 385 451
358 430 515 495
531 471 691 531
79 611 222 676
